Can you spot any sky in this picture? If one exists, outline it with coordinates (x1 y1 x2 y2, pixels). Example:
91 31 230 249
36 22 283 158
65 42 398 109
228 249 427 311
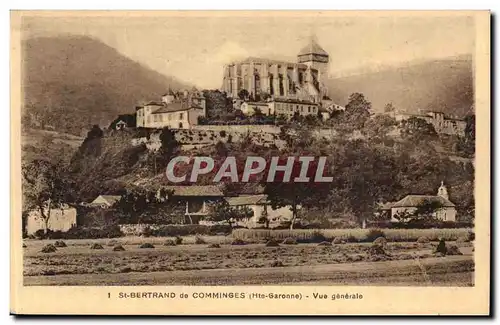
19 12 475 89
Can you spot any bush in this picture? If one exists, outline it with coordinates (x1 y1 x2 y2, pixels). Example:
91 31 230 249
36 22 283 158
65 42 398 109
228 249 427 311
195 236 207 245
434 238 447 255
90 243 104 250
219 130 227 138
41 244 57 253
231 228 471 243
62 225 123 239
468 230 475 241
145 224 231 237
113 245 126 251
417 236 430 243
311 231 328 243
163 239 176 246
282 237 298 245
139 243 155 249
366 229 385 242
54 240 67 247
142 226 153 238
265 239 280 247
208 243 221 248
175 236 183 245
231 239 247 245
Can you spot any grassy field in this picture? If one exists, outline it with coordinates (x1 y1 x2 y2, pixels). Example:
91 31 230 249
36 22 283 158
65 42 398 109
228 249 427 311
23 237 474 286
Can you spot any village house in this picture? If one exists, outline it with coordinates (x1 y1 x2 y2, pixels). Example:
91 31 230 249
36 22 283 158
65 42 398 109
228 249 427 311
393 110 467 136
89 195 122 208
136 89 206 129
223 194 294 228
389 182 457 222
25 205 77 235
161 185 225 224
240 102 273 116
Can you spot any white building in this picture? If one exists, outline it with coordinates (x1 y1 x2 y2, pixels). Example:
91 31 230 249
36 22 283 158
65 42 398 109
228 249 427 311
390 182 457 222
26 205 77 235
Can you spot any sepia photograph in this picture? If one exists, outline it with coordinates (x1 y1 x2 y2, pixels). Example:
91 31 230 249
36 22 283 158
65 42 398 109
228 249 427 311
10 10 490 315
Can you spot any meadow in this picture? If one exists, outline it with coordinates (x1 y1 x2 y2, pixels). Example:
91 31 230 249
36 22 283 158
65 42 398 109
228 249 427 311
23 230 474 286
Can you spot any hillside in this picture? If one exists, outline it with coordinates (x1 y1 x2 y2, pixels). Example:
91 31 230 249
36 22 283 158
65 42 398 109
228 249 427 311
326 56 474 118
21 35 190 136
22 128 84 164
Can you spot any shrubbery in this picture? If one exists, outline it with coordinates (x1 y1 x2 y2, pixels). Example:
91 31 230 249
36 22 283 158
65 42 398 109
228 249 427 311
232 228 472 243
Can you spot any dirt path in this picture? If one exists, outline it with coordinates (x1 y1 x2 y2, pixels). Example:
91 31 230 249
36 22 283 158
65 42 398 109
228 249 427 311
24 255 473 286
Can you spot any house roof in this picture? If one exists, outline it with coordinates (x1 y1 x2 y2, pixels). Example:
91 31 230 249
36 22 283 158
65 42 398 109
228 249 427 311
163 185 224 197
234 57 308 69
245 102 270 106
151 102 191 114
225 194 267 206
93 195 122 205
379 202 396 210
298 38 329 57
391 195 455 208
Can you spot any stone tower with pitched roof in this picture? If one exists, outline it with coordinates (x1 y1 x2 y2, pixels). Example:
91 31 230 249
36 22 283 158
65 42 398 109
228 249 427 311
297 35 330 88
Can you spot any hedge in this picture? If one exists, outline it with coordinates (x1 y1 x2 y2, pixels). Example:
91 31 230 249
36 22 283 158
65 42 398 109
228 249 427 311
231 228 473 243
366 221 474 229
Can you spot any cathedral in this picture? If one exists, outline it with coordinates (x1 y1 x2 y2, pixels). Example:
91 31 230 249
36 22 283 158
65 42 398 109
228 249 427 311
221 36 330 103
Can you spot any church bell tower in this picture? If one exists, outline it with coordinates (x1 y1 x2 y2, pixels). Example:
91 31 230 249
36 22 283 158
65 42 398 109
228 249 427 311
437 181 449 200
297 35 329 85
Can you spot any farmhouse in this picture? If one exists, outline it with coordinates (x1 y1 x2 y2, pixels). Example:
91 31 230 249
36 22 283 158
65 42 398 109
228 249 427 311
224 194 294 228
390 182 457 222
136 89 207 129
90 195 122 208
25 205 77 235
162 185 224 224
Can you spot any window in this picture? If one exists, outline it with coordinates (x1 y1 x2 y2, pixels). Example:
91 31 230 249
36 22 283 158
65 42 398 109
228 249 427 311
308 106 311 113
301 107 304 113
179 113 184 120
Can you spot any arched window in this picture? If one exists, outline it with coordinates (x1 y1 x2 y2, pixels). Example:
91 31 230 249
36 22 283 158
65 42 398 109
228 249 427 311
179 122 183 129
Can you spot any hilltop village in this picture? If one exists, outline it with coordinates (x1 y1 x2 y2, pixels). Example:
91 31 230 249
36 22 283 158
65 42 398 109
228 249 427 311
22 36 475 236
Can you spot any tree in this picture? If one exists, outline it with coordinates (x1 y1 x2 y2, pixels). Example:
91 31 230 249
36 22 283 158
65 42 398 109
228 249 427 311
363 114 398 143
22 159 71 234
159 127 180 162
207 201 253 227
238 89 249 100
343 93 372 130
399 116 438 144
263 158 331 229
384 102 396 113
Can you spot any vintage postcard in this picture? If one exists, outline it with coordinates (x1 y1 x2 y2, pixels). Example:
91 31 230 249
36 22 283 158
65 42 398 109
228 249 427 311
10 10 490 315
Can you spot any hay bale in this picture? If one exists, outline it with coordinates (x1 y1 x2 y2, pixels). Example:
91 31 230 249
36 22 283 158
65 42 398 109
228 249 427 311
446 244 463 256
54 240 67 248
373 237 387 246
208 243 221 248
369 243 387 256
417 236 430 244
139 243 155 249
265 239 280 247
271 260 284 267
195 236 207 245
113 245 125 251
282 237 298 245
41 244 57 253
231 239 247 246
317 241 332 246
163 239 176 246
107 239 118 247
332 237 344 244
90 243 104 250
